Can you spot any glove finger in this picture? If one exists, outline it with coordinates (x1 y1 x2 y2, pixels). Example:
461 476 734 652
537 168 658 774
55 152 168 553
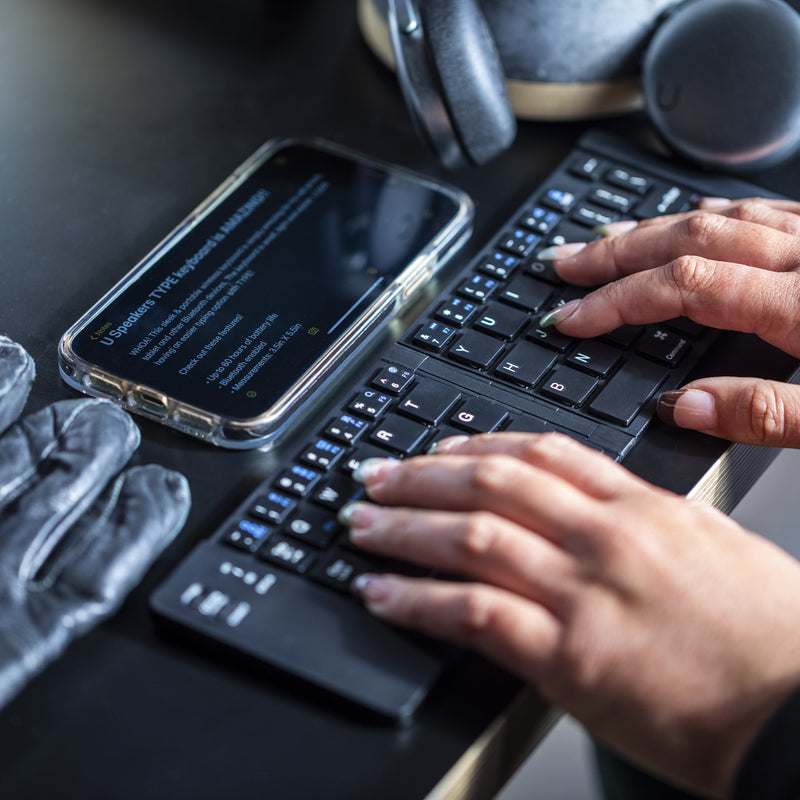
49 464 190 605
0 336 34 437
0 399 140 580
0 465 189 712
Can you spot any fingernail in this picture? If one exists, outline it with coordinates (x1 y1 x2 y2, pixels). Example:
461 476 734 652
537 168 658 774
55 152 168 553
337 501 377 528
539 299 581 328
353 573 394 608
351 457 398 486
537 242 587 261
592 219 638 237
657 389 716 429
427 434 470 454
696 196 730 209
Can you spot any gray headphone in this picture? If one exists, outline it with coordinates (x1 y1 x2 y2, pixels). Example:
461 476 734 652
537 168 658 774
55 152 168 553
363 0 800 171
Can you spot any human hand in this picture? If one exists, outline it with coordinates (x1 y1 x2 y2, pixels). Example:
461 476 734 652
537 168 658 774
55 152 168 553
537 198 800 447
0 336 191 709
341 432 800 797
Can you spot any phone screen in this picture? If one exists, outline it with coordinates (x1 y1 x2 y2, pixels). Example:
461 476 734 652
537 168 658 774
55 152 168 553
67 143 464 422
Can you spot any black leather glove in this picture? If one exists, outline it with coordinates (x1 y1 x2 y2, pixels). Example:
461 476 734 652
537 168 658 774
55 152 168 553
0 335 191 709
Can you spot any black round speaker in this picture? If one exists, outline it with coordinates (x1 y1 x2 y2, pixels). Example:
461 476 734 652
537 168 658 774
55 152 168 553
643 0 800 170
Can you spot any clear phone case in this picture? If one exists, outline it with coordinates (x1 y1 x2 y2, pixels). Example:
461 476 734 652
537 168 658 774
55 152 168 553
59 139 473 449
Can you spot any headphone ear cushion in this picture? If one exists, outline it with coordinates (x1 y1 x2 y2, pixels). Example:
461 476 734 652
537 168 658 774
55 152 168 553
643 0 800 170
417 0 516 166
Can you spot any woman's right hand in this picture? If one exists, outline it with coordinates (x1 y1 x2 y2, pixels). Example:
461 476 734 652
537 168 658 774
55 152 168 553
537 198 800 447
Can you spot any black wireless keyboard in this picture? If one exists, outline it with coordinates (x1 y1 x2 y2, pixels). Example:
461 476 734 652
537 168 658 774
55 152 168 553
151 130 782 720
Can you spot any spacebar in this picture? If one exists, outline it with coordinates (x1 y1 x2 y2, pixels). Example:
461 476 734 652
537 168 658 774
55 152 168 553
589 358 667 426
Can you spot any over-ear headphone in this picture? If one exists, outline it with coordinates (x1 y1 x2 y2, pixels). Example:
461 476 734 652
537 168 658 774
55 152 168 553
358 0 800 171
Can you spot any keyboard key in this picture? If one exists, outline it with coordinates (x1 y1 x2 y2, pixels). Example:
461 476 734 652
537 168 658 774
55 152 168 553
324 414 368 445
498 275 553 312
414 320 456 351
545 221 599 246
309 549 374 594
458 273 498 302
605 166 650 194
312 472 363 510
448 330 505 370
340 445 396 476
372 364 414 394
569 155 603 180
480 250 520 279
600 325 641 349
474 301 528 340
588 357 666 425
196 590 231 619
223 518 273 552
370 415 430 455
587 425 636 457
527 325 574 352
551 285 587 307
542 187 577 211
525 259 563 284
300 438 344 470
504 415 555 434
347 389 391 420
571 205 616 228
258 536 316 573
518 206 560 235
275 465 321 497
250 492 296 525
397 380 461 425
284 506 342 549
435 296 478 327
495 341 556 387
566 341 622 376
637 328 690 366
634 182 691 218
588 187 634 213
540 366 599 406
498 227 541 257
450 398 508 432
429 425 472 447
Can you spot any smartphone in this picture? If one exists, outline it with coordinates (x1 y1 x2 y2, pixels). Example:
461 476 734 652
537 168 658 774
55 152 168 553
59 139 473 449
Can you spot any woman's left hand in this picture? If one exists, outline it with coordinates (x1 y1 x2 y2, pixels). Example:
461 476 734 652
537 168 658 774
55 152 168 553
342 431 800 798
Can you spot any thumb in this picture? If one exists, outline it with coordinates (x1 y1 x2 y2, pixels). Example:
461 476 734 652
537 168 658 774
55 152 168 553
657 377 800 447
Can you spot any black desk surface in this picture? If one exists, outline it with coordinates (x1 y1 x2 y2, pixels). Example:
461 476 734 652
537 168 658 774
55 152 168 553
3 3 800 799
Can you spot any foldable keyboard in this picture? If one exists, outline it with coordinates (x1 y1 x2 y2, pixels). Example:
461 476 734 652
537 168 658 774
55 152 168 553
151 129 783 720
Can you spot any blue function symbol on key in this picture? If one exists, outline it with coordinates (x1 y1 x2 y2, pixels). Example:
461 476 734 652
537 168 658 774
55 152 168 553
543 188 576 211
277 465 320 496
224 517 272 551
519 206 560 235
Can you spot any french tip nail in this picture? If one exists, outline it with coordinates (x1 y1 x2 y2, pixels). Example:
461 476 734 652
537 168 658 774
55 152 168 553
427 434 470 454
696 196 731 208
352 573 391 606
337 501 360 526
537 242 587 261
538 309 560 328
539 299 580 329
537 246 560 261
351 458 384 484
591 219 638 237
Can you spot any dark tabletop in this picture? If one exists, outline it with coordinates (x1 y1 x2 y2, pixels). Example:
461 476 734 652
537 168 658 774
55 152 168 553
2 2 800 799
